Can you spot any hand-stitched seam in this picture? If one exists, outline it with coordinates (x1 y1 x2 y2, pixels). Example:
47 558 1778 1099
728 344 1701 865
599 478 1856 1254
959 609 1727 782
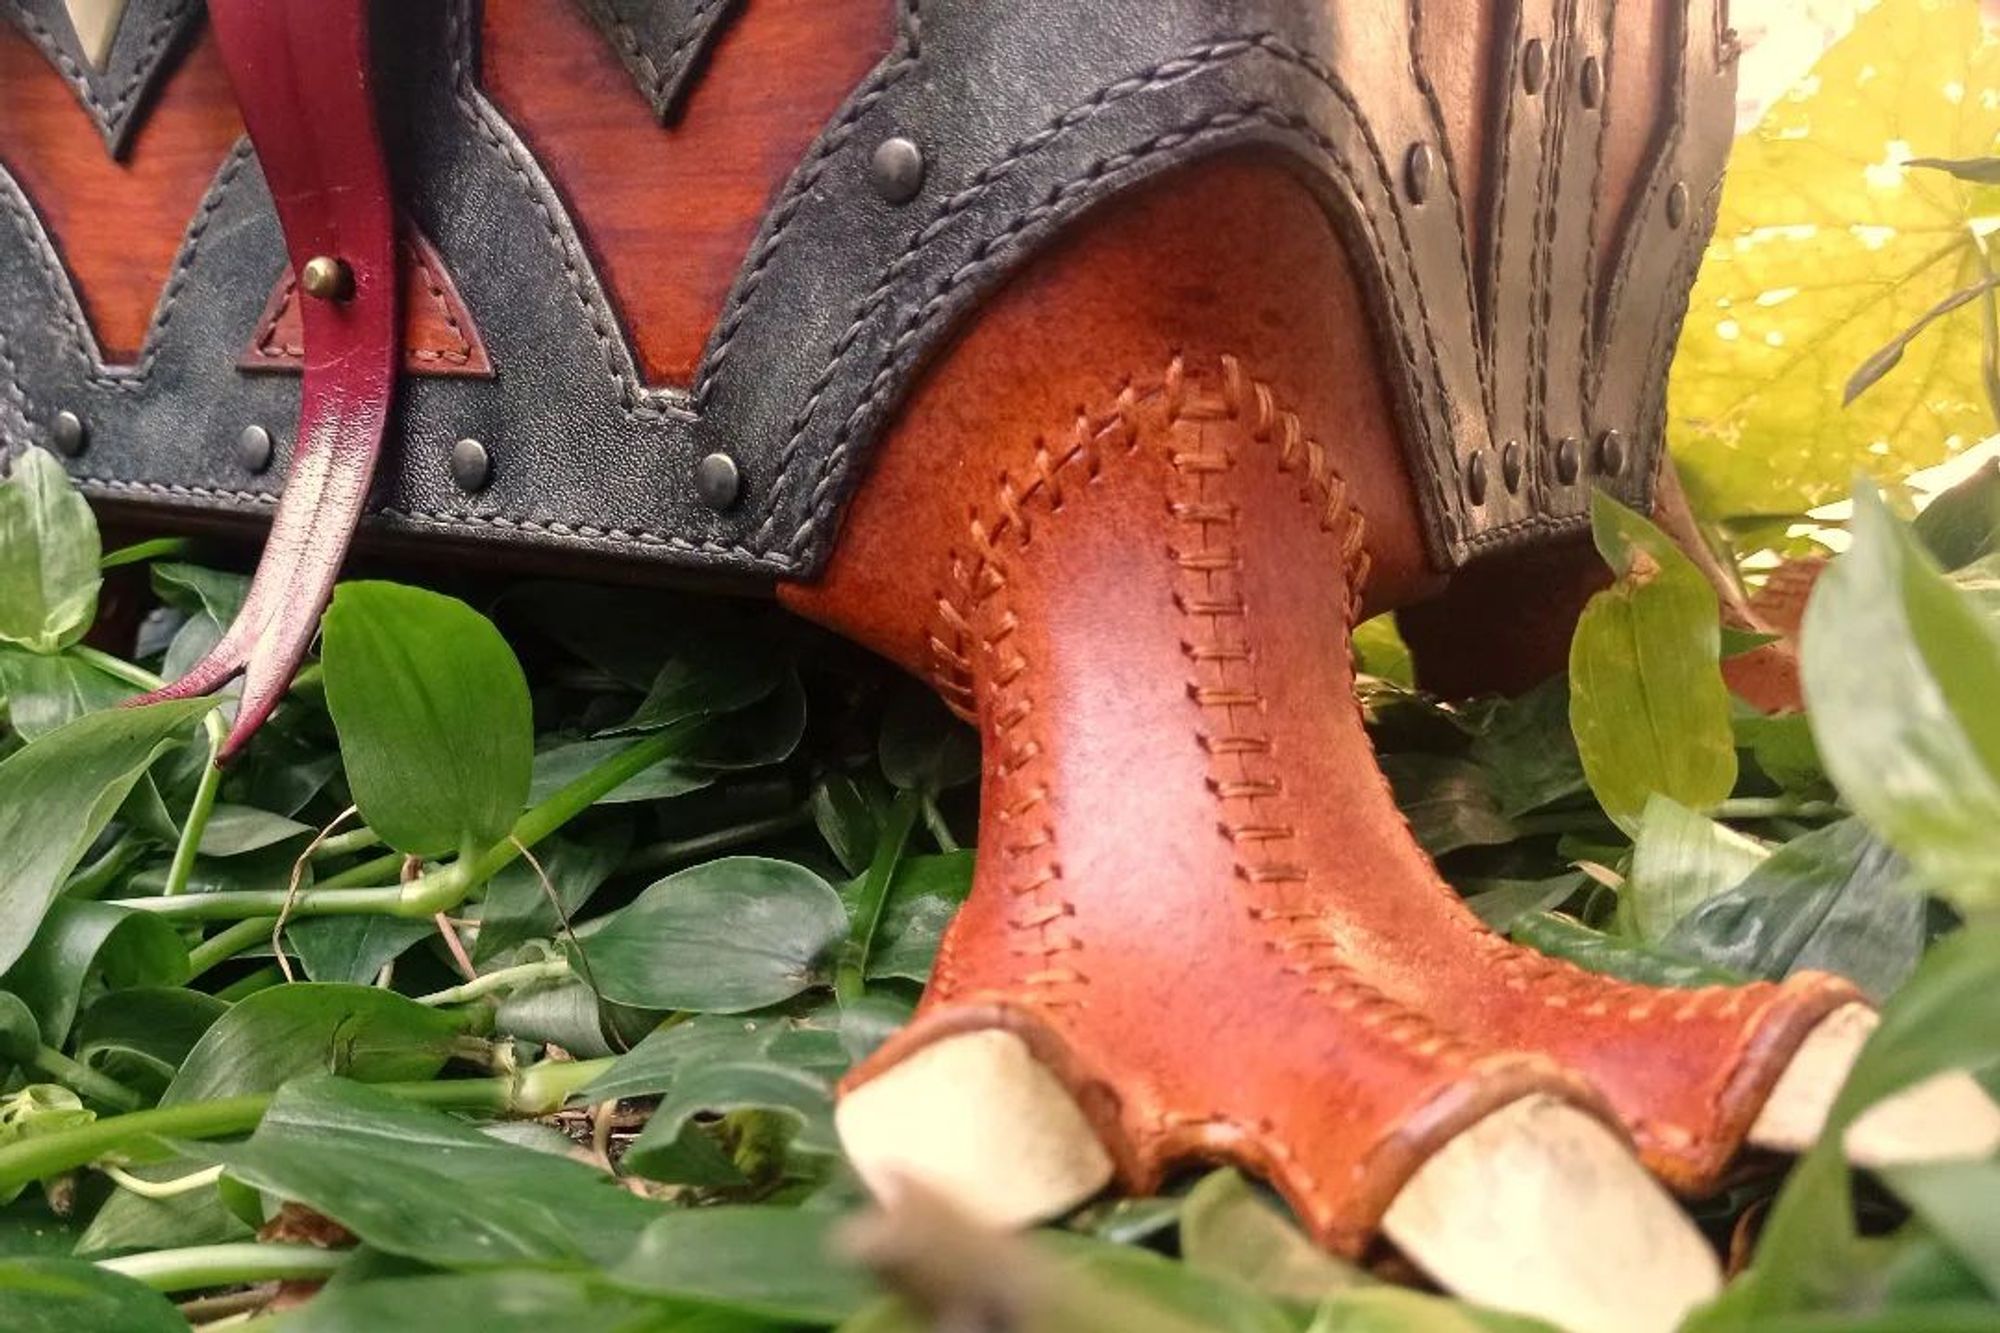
410 242 477 365
767 91 1463 564
6 0 193 139
578 0 736 117
1403 0 1486 436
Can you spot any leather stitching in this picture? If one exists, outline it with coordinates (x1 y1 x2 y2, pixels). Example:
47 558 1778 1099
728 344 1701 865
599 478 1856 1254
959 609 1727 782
248 243 479 367
575 0 735 115
5 0 196 145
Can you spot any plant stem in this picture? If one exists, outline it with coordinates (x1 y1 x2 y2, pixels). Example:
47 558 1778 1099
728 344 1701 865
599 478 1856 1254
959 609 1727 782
620 807 814 876
27 1045 141 1111
61 831 144 900
0 1060 615 1196
922 794 960 853
102 1163 224 1199
162 731 224 897
1712 797 1842 822
309 827 382 861
186 917 281 981
110 732 686 925
416 958 571 1007
317 851 406 890
835 788 920 1006
214 965 284 1003
99 1242 347 1293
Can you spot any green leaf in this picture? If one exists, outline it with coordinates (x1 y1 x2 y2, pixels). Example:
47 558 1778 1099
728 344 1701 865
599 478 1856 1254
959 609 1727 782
1379 755 1517 856
1459 874 1585 931
1179 1168 1368 1302
574 857 849 1013
1879 1161 2000 1298
1802 485 2000 909
1663 819 1925 1000
1307 1287 1558 1331
0 648 135 741
1463 675 1587 818
1623 795 1768 941
190 1076 662 1269
321 581 533 857
472 828 629 965
147 561 247 625
160 982 463 1106
0 1257 185 1332
1669 0 2000 516
812 773 882 878
528 737 710 806
2 900 189 1047
0 698 213 976
285 916 434 986
877 686 979 794
194 804 310 858
262 1269 750 1333
1569 494 1737 828
608 1207 875 1323
0 449 100 654
72 988 226 1103
1351 614 1415 689
575 1014 786 1104
608 631 783 735
0 995 38 1067
622 1060 838 1185
866 852 973 983
1510 913 1741 988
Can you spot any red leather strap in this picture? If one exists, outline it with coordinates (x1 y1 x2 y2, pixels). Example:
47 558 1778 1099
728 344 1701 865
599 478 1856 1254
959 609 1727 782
138 0 398 757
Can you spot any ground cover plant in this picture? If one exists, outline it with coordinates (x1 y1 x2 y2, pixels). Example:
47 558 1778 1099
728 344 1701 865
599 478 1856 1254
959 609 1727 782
0 1 1996 1327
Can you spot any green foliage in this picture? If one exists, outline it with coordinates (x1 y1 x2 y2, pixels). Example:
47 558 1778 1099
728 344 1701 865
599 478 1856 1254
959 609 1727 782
0 450 99 655
1670 0 2000 517
1569 493 1738 828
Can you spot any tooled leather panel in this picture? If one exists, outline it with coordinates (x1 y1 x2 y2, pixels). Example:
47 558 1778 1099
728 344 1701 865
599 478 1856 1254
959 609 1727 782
0 0 1731 580
568 0 746 123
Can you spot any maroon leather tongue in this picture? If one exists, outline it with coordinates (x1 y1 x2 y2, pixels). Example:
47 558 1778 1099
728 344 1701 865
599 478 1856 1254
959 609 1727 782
134 0 398 760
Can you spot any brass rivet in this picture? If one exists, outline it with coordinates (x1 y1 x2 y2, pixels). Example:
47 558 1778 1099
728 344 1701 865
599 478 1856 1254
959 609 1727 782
1596 429 1627 476
870 137 925 205
1522 38 1547 95
300 255 354 301
50 409 87 457
1665 181 1689 229
1404 143 1434 204
236 424 274 473
1579 55 1604 109
1555 435 1581 484
449 437 492 492
695 451 741 510
1502 440 1524 493
1466 449 1489 505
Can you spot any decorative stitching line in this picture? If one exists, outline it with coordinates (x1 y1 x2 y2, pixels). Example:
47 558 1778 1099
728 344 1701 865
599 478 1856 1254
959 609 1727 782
5 0 196 147
247 241 480 367
577 0 735 116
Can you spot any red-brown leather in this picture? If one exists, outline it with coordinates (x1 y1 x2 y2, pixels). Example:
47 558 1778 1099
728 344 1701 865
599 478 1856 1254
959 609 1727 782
783 161 1858 1250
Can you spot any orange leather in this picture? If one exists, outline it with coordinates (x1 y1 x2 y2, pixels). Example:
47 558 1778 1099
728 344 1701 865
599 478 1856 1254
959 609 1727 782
783 160 1859 1250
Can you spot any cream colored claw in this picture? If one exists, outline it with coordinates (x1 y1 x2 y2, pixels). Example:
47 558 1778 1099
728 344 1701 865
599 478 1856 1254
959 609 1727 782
1749 1003 2000 1167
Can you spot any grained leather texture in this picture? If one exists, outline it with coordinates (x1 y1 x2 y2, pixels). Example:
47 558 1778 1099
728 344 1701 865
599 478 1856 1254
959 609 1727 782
0 0 1737 582
4 0 202 155
787 163 1860 1244
569 0 745 123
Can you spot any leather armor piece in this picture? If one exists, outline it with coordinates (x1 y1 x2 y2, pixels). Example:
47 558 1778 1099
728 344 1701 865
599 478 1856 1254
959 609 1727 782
2 0 1735 585
5 0 203 155
787 162 1861 1237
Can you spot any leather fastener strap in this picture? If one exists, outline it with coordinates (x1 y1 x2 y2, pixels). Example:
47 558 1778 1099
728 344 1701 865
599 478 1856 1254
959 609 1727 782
132 0 400 758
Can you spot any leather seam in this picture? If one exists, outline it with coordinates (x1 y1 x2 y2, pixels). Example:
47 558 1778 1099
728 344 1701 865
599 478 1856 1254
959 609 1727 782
5 0 195 144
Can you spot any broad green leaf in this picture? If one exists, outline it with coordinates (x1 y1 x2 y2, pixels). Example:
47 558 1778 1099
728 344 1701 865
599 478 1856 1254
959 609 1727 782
608 630 783 734
160 982 463 1106
2 900 189 1047
0 450 99 654
321 581 533 857
1879 1161 2000 1297
866 852 973 983
264 1270 756 1333
191 1076 662 1269
1307 1287 1557 1331
1511 913 1740 988
194 803 310 858
147 561 247 625
1462 675 1587 818
285 915 434 986
812 773 883 877
0 994 38 1067
1623 795 1769 941
621 1060 838 1185
877 685 978 793
577 1014 789 1103
1569 495 1737 828
0 1257 185 1333
608 1208 875 1323
1802 486 2000 908
0 1197 75 1259
1915 458 2000 569
528 737 710 805
0 698 212 976
574 857 848 1013
1379 755 1517 856
1351 614 1416 688
1670 0 2000 517
1664 819 1926 1000
1179 1169 1367 1302
1459 874 1586 931
72 988 226 1103
0 648 134 740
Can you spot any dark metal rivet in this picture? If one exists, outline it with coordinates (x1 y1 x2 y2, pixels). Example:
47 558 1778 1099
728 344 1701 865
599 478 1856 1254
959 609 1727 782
869 136 925 205
1665 181 1689 229
50 409 87 457
449 437 491 492
1579 55 1604 109
1596 429 1627 476
695 451 741 510
1522 38 1547 95
1404 143 1434 204
1465 449 1489 505
236 424 274 473
300 255 354 301
1555 435 1581 484
1501 440 1524 493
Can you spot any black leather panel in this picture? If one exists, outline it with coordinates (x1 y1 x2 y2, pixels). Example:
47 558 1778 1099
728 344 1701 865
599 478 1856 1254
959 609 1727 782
0 0 1734 582
570 0 745 122
4 0 204 156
